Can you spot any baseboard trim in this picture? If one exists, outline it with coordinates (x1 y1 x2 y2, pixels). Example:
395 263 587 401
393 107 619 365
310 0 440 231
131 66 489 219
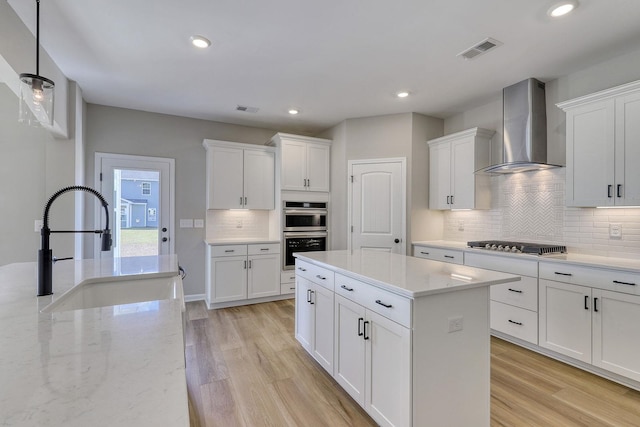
184 293 205 302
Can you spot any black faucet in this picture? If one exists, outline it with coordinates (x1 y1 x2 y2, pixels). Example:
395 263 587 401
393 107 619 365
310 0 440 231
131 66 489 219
38 185 112 296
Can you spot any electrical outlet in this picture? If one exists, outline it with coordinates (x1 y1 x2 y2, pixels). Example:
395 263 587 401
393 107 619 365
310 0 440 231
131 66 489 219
236 219 243 228
458 220 465 231
34 219 43 232
610 223 622 238
448 316 463 333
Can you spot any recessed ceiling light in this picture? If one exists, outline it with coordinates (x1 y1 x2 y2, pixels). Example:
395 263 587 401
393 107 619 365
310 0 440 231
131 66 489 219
190 35 211 48
548 1 578 17
396 91 410 98
288 109 299 115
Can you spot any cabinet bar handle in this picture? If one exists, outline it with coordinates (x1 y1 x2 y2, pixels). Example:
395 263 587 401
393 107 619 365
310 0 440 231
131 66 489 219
555 272 573 277
608 185 613 198
594 297 599 312
358 317 364 336
420 251 429 255
240 196 243 205
508 288 523 293
444 255 454 259
584 295 589 310
307 179 310 187
613 280 636 286
244 260 247 269
340 284 354 292
224 249 235 253
316 275 326 280
260 248 269 251
451 195 454 205
289 287 295 290
375 299 393 308
306 289 311 303
617 184 622 198
508 319 523 326
447 195 450 205
244 196 248 205
298 267 307 272
248 260 252 269
363 321 370 340
309 290 315 304
304 178 307 187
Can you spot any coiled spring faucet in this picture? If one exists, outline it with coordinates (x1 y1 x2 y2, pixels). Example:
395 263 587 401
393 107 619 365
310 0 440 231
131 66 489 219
38 185 112 296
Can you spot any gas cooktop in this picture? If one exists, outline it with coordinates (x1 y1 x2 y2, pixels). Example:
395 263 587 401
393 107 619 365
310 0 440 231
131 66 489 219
467 240 567 256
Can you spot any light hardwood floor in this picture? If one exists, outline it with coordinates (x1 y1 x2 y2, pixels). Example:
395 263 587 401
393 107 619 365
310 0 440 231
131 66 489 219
185 300 640 426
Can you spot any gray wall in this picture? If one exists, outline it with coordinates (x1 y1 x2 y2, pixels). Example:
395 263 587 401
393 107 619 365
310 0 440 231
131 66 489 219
84 104 278 296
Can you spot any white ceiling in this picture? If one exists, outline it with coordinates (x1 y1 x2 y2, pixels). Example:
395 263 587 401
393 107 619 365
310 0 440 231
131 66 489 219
8 0 640 135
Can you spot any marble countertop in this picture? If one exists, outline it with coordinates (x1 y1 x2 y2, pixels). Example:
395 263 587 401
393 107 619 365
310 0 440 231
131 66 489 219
0 255 189 427
413 240 640 273
296 250 520 298
205 238 280 245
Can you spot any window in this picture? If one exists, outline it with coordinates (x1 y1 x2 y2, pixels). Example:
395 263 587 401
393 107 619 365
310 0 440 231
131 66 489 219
142 182 151 195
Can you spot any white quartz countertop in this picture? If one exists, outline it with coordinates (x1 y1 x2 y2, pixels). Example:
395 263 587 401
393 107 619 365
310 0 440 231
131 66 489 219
295 250 520 298
205 238 280 245
413 240 640 273
0 255 189 427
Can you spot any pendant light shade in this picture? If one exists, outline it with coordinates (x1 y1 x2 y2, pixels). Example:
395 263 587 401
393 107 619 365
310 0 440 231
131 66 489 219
19 0 55 127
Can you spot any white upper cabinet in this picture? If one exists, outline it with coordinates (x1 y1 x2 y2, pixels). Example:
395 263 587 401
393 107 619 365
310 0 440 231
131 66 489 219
203 139 275 210
558 80 640 207
427 127 494 210
268 133 331 192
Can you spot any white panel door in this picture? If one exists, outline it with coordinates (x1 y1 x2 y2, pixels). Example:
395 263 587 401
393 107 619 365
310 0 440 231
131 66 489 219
429 142 451 210
616 91 640 205
350 160 405 254
208 146 244 209
247 254 280 299
450 136 475 209
539 279 592 363
334 294 366 406
212 255 248 303
281 139 307 191
365 309 411 427
592 289 640 382
243 149 275 210
306 143 330 192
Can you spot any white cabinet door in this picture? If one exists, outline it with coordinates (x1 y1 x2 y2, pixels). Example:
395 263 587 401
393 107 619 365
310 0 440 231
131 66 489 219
565 99 616 207
312 283 334 374
211 255 248 303
208 146 244 209
306 142 330 192
295 277 314 352
539 279 592 363
281 139 307 191
334 295 366 406
450 136 475 209
365 309 411 427
243 149 275 210
592 289 640 382
429 142 451 210
615 91 640 206
247 254 280 299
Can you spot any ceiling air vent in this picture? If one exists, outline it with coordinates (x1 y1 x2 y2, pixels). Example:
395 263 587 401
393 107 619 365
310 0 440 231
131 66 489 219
236 105 259 113
457 37 503 60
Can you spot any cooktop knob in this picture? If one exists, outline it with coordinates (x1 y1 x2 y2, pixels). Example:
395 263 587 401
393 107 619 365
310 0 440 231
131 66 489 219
503 245 510 251
491 244 497 250
485 244 491 249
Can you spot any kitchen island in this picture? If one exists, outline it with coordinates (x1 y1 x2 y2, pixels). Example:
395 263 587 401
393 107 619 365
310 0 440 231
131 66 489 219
294 250 520 427
0 255 188 427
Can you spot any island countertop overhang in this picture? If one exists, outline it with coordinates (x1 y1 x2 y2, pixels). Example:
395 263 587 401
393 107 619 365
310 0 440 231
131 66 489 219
295 250 521 298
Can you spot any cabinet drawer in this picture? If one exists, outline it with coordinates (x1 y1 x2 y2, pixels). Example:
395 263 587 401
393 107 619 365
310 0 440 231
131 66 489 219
212 244 248 257
490 300 538 345
335 273 411 328
490 276 538 311
539 262 640 295
295 260 335 290
414 246 464 264
281 282 296 294
281 271 296 284
465 251 538 277
248 243 280 255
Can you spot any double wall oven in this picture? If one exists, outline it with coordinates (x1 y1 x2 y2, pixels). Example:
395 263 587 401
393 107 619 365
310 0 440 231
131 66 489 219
282 201 328 270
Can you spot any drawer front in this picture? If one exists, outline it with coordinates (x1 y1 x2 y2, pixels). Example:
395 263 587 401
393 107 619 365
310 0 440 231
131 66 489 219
414 246 464 265
465 251 538 277
539 262 640 295
490 276 538 311
248 243 280 255
335 273 411 328
281 271 296 284
281 282 296 294
295 259 335 290
490 300 538 345
212 244 248 257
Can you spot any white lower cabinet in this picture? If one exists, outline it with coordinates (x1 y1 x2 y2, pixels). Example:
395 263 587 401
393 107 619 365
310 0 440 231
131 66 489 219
334 295 410 427
295 277 334 374
206 243 280 308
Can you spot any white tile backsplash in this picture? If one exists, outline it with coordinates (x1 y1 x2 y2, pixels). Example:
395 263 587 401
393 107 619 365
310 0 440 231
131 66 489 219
442 168 640 258
206 209 270 241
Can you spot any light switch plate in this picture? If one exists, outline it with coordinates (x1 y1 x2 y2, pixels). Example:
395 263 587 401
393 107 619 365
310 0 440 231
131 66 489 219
180 219 194 228
194 219 204 228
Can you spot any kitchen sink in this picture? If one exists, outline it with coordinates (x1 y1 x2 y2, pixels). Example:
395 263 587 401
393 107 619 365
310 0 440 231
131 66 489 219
41 275 184 313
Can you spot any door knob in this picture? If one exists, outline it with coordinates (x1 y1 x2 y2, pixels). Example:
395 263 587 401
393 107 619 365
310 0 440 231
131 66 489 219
162 237 168 242
394 238 400 243
162 227 167 232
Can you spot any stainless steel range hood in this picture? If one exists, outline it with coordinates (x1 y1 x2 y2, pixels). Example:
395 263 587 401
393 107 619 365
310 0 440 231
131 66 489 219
480 78 560 174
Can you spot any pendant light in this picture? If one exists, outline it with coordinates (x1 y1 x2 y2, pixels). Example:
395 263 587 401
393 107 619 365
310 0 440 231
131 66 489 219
19 0 55 127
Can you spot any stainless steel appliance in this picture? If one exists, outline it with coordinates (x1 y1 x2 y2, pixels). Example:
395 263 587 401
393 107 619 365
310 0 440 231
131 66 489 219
467 240 567 255
282 201 328 270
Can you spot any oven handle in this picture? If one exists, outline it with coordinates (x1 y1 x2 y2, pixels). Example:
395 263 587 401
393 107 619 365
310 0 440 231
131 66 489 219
283 209 328 215
283 232 328 238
